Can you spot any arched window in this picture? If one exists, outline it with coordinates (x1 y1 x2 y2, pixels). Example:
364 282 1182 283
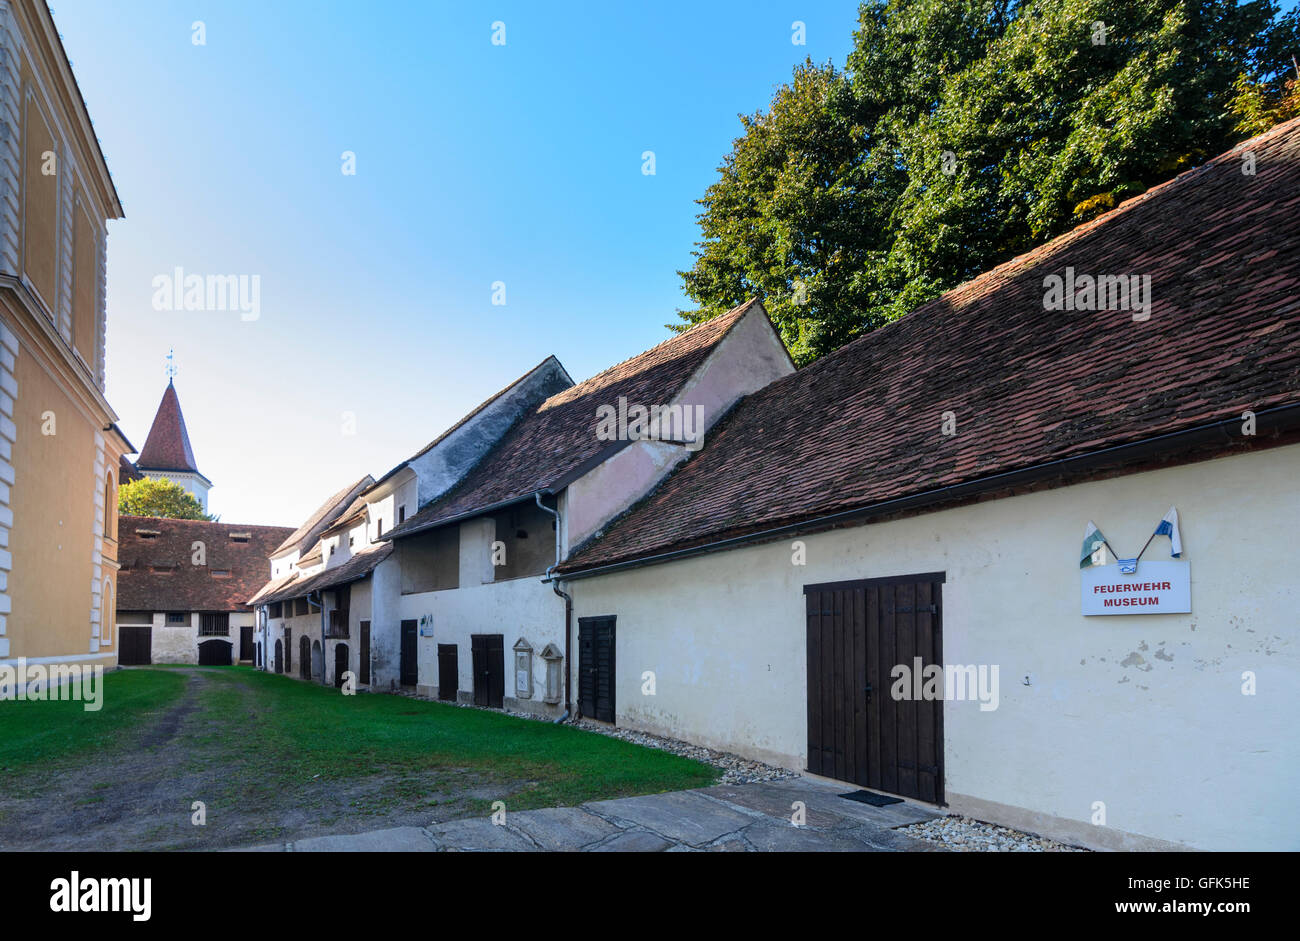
101 579 114 646
104 470 116 540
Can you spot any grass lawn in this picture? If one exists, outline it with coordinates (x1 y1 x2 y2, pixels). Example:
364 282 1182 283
0 665 719 849
0 668 187 773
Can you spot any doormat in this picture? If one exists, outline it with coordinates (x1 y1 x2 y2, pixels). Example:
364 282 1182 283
838 790 903 807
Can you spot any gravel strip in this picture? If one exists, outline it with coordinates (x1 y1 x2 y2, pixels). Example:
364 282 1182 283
899 814 1088 851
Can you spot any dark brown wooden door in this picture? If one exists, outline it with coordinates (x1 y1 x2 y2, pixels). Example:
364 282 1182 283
198 639 232 666
437 644 458 700
399 620 418 686
359 621 371 685
240 624 254 661
578 616 616 723
334 644 349 688
804 574 944 804
274 639 283 673
284 628 292 673
119 625 151 665
300 635 311 679
471 634 504 708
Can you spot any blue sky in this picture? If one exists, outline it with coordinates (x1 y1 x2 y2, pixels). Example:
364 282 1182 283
54 0 861 525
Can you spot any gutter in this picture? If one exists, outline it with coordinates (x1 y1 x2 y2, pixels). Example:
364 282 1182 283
548 401 1300 583
534 492 572 722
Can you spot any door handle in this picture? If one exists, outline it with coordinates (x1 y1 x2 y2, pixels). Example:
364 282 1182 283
864 683 873 703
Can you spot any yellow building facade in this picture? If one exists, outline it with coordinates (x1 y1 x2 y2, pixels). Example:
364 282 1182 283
0 0 127 669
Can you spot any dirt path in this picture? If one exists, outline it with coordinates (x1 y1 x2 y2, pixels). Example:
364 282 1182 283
0 668 502 851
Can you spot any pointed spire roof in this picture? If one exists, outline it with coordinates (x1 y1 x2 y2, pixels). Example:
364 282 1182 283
136 380 204 475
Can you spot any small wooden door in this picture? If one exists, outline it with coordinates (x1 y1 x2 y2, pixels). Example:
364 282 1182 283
239 624 254 661
358 621 371 685
334 644 349 688
300 636 312 679
578 616 616 723
804 573 945 804
399 620 418 686
284 628 292 673
437 644 458 700
274 639 283 674
119 625 152 665
471 634 504 708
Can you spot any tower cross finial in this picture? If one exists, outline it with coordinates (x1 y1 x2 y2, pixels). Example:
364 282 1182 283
165 347 177 383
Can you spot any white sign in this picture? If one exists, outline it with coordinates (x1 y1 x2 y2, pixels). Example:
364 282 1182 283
1082 560 1190 615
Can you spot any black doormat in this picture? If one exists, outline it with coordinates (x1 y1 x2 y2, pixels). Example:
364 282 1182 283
838 790 903 807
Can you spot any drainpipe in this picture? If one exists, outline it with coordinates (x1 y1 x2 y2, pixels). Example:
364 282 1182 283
534 492 572 723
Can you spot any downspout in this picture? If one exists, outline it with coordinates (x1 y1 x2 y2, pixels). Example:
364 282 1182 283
535 491 572 723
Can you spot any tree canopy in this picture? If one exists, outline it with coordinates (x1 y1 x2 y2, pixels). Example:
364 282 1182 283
118 477 214 521
677 0 1300 364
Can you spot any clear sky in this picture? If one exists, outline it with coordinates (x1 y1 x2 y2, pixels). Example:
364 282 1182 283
53 0 862 526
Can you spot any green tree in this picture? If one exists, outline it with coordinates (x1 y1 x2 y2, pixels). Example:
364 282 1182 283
678 0 1299 364
118 477 214 521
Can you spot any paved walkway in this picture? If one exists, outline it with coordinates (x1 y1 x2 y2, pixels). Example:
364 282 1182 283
241 777 947 852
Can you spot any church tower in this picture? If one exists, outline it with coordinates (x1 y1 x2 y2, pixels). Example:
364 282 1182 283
135 378 212 512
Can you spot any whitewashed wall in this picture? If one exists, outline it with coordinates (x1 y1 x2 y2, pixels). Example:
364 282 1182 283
567 443 1300 851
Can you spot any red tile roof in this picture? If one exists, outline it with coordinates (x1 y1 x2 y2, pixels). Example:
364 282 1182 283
256 543 394 605
117 517 294 612
136 381 204 476
560 118 1300 574
385 299 760 540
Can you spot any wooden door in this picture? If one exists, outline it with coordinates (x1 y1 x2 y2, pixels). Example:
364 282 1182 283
284 628 292 674
804 574 944 804
239 624 254 661
578 617 616 723
198 639 232 666
471 634 504 708
300 636 311 679
437 644 458 701
334 644 349 688
359 621 371 685
274 639 283 674
119 625 151 665
399 619 418 686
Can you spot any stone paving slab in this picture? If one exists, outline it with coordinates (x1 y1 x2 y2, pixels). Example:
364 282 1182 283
232 777 947 852
583 790 754 847
426 817 537 852
291 826 438 852
760 778 942 828
587 828 675 852
505 807 622 851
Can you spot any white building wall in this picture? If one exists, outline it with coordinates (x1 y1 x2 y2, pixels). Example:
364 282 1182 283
402 574 564 716
567 443 1300 851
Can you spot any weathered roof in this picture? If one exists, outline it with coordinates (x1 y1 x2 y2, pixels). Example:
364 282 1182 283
117 517 294 612
119 454 143 484
136 381 205 477
559 118 1300 574
385 299 760 540
366 355 574 494
272 475 375 557
259 543 394 604
248 571 299 607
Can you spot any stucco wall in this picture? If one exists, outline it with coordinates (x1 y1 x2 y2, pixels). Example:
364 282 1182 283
401 574 564 715
567 443 1300 851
